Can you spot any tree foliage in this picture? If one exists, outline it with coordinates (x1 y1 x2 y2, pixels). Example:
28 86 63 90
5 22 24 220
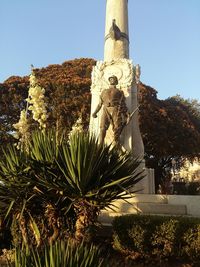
138 83 200 158
138 83 200 190
0 58 95 147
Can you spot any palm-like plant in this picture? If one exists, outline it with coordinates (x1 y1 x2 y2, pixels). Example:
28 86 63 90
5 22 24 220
30 131 144 241
0 130 144 244
0 145 38 246
0 137 74 246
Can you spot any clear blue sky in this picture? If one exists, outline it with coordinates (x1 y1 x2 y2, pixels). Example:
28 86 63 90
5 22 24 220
0 0 199 100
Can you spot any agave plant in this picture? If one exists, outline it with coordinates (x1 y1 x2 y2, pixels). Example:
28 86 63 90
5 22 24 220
0 130 144 244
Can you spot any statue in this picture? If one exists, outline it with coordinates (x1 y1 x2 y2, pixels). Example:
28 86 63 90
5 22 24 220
92 75 130 146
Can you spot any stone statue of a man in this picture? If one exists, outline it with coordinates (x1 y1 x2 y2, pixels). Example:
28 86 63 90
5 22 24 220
92 75 130 146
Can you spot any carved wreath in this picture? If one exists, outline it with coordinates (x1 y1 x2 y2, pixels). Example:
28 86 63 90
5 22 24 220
91 59 135 92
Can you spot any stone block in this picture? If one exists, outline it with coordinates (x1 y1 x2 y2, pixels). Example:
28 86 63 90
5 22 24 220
137 203 187 215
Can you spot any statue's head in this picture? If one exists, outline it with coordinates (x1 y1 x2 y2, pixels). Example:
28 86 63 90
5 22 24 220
108 75 118 85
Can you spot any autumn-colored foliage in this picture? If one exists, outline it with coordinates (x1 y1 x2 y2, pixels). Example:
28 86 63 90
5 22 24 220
0 58 95 145
138 83 200 190
138 82 200 157
0 58 200 190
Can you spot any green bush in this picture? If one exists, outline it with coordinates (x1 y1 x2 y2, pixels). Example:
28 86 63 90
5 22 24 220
182 225 200 260
151 218 179 258
112 214 200 262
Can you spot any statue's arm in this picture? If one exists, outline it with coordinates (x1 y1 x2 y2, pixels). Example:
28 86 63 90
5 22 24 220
92 98 103 118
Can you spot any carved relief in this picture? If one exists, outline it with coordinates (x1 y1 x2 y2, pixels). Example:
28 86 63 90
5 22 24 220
91 59 135 96
90 59 137 147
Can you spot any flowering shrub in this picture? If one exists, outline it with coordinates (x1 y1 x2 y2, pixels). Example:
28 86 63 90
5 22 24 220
13 69 48 150
68 116 84 139
13 109 30 151
27 71 48 130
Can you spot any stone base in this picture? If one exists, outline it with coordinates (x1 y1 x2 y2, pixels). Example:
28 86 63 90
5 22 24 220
133 167 155 194
99 194 200 225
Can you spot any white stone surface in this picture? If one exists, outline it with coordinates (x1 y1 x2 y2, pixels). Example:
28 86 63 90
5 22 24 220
137 203 187 215
135 168 155 194
99 194 200 224
104 0 129 61
168 195 200 217
89 0 154 194
122 193 168 203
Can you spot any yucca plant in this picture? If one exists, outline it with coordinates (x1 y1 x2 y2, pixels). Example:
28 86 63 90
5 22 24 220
9 240 106 267
0 134 74 246
30 131 144 241
0 130 144 244
0 144 40 246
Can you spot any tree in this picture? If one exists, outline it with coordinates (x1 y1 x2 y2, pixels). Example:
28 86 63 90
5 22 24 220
138 83 200 191
0 58 96 147
0 76 29 146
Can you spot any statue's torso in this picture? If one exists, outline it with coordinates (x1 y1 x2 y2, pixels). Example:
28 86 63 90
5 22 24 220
101 87 124 107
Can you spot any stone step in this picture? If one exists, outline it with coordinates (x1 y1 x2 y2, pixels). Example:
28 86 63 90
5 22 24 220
112 194 168 206
99 203 187 224
101 200 169 216
137 203 187 215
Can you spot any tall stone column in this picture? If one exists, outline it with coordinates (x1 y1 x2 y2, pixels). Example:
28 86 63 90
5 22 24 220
90 0 153 194
104 0 129 61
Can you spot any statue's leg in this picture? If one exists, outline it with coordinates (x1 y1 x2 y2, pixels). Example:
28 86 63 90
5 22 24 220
113 116 123 146
99 111 109 145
